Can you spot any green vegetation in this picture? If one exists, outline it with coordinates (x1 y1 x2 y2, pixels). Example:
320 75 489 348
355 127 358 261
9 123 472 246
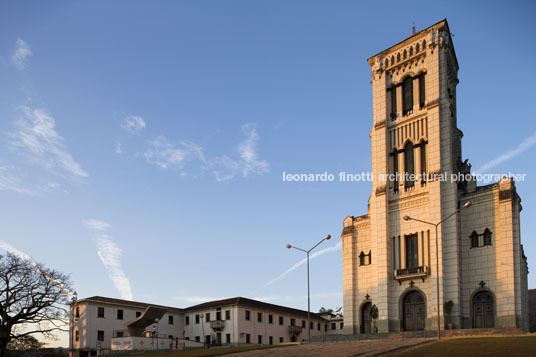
444 300 454 327
391 336 536 357
318 307 333 314
370 304 378 333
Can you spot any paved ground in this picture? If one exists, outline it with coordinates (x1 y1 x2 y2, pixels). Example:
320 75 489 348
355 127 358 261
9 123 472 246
225 338 433 357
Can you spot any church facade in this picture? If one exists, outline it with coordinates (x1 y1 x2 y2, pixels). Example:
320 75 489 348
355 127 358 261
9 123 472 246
341 19 528 334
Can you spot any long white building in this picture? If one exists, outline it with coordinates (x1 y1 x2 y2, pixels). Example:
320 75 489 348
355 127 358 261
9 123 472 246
69 296 334 356
183 297 329 346
69 296 185 355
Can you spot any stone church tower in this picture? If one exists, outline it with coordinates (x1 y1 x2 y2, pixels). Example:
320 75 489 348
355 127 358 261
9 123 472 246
341 19 528 334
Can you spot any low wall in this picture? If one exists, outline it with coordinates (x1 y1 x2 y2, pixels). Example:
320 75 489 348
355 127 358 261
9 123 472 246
111 337 203 351
308 327 525 344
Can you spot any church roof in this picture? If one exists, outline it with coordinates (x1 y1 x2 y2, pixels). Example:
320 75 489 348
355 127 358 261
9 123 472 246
185 296 326 321
76 296 184 313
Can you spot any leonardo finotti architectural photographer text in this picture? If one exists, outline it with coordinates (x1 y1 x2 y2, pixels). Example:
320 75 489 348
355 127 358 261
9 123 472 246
282 171 527 184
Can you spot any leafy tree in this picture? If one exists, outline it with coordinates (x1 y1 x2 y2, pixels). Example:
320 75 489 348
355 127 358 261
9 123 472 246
444 300 454 328
0 253 72 357
7 335 43 352
369 304 379 333
318 307 334 314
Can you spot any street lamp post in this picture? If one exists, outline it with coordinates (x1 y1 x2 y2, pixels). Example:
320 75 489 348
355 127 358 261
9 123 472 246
200 314 206 348
286 234 331 343
403 201 471 339
155 318 160 350
69 292 78 357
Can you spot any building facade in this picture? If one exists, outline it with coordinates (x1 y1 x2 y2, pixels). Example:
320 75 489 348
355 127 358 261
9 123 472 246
183 297 329 345
341 19 528 334
70 297 186 356
70 296 333 355
317 311 344 335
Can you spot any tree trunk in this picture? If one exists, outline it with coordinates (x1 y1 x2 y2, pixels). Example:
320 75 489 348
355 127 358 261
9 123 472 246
0 325 12 357
0 338 9 357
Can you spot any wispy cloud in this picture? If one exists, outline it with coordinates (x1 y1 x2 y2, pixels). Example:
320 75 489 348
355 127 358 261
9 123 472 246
47 182 60 189
121 115 146 134
96 238 133 301
143 136 205 170
211 123 269 181
238 123 270 177
83 219 112 232
84 219 133 301
474 131 536 174
0 241 32 261
130 122 268 180
209 155 240 181
115 142 123 154
0 166 38 196
256 241 342 291
9 106 88 178
0 164 65 196
11 38 32 70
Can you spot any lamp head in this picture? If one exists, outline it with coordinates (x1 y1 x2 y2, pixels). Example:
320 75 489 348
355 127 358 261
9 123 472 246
286 244 292 249
403 215 411 221
463 201 472 209
325 234 331 240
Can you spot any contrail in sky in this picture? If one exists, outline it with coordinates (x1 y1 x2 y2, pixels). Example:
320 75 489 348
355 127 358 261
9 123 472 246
255 241 342 292
84 219 133 301
474 131 536 174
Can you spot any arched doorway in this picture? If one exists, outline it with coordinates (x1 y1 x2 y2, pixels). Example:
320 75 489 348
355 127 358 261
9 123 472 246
361 302 372 334
403 291 425 331
473 291 494 328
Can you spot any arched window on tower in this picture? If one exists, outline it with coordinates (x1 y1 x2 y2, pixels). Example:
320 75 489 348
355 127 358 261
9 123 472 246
402 76 413 115
420 140 427 185
483 228 492 246
392 149 399 193
404 142 414 189
419 74 426 108
470 231 479 248
389 85 397 119
359 251 372 266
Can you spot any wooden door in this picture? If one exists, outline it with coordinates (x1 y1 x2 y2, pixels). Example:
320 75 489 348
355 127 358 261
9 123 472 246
403 291 425 331
361 302 372 333
473 292 494 328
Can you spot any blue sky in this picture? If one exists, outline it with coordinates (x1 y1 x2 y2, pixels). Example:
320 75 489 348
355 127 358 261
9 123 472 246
1 0 536 346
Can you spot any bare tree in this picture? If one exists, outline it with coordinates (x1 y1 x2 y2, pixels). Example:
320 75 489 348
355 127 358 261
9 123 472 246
0 253 72 357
